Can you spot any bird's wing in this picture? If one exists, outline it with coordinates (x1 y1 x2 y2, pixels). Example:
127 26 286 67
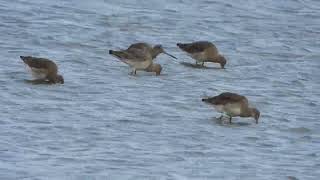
218 92 248 104
126 48 152 62
128 43 152 51
22 57 49 68
205 92 249 106
110 48 152 65
22 57 58 74
178 41 213 53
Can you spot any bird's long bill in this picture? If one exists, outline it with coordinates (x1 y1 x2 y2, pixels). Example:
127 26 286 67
163 51 177 59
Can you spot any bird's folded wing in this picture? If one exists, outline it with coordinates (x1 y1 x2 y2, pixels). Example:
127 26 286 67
23 57 50 69
220 93 249 105
180 41 213 53
30 67 48 79
126 48 152 62
128 43 152 51
208 92 249 106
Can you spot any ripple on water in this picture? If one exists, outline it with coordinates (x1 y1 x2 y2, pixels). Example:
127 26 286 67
288 127 312 134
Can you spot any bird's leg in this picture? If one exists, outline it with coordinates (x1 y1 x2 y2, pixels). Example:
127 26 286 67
217 114 224 120
229 116 232 124
129 68 136 75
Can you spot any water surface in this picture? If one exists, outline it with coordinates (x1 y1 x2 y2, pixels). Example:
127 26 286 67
0 0 319 179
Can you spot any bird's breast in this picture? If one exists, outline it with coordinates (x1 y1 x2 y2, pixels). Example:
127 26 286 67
127 60 151 70
190 52 207 61
213 105 224 113
224 103 242 116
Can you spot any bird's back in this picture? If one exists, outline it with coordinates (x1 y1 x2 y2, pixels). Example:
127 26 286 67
110 47 153 70
205 92 248 106
21 56 58 75
128 43 152 51
125 48 152 62
177 41 215 53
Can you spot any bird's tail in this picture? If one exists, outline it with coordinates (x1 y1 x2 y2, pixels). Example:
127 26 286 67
109 50 128 62
176 43 189 50
202 97 210 102
20 56 28 63
202 96 217 104
109 50 123 57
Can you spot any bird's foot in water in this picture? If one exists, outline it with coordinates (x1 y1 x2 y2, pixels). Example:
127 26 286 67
228 116 232 124
128 70 137 76
216 115 224 120
216 115 233 124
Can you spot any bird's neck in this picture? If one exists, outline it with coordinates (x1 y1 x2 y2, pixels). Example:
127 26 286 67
151 49 161 59
146 64 155 72
249 108 256 118
208 55 221 63
241 107 254 117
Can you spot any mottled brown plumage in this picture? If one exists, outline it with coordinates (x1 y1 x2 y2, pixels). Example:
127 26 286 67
20 56 64 84
128 43 177 60
205 92 248 105
109 46 162 76
177 41 217 54
202 92 260 123
177 41 226 68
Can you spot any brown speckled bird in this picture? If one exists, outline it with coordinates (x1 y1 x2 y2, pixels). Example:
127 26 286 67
177 41 226 68
128 43 177 60
202 92 260 123
109 47 162 76
20 56 64 84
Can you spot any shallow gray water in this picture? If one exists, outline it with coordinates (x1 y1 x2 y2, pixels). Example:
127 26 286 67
1 0 320 179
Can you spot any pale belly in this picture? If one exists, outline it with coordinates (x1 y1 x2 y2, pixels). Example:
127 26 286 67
213 105 224 113
223 103 242 116
212 103 242 117
127 60 152 70
190 52 207 62
26 66 48 79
